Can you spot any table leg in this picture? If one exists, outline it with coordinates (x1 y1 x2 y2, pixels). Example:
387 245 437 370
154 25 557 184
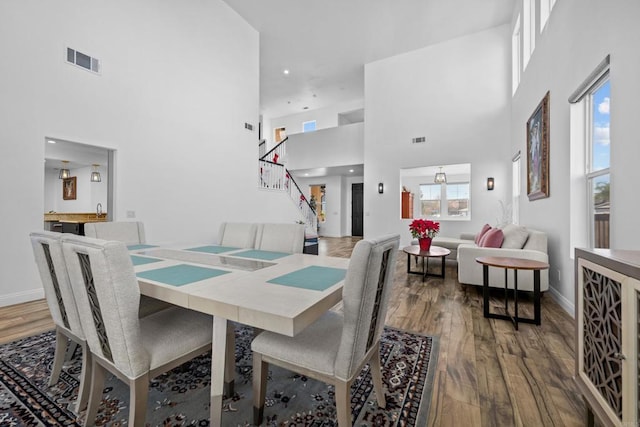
483 265 490 318
210 316 227 427
440 255 446 278
513 269 519 331
406 253 411 274
533 269 541 325
504 268 509 315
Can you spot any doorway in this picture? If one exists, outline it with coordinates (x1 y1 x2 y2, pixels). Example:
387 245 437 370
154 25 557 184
351 183 363 236
44 137 114 220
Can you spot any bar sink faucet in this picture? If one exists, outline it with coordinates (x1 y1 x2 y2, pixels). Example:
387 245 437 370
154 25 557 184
97 203 103 218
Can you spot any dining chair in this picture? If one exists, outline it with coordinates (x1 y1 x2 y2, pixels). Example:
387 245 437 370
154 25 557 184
218 222 258 248
83 221 146 245
254 223 305 253
84 220 169 316
251 234 400 426
60 234 214 427
29 231 92 414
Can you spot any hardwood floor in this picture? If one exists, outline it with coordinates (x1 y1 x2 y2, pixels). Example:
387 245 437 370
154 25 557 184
0 236 584 426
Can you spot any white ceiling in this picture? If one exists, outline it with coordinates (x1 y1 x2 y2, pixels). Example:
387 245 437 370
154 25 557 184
223 0 515 119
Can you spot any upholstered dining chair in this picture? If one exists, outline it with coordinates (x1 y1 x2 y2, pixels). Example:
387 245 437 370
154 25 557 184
84 221 146 245
60 234 214 427
29 231 91 413
218 222 258 248
84 220 168 317
251 234 400 426
254 223 305 253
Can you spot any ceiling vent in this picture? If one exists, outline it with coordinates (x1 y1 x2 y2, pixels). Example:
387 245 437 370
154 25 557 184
412 136 426 144
66 48 100 74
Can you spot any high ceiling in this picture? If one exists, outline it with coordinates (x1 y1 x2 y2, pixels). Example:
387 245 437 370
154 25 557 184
223 0 515 119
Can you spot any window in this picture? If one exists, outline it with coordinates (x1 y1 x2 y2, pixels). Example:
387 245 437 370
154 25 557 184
522 0 535 69
420 182 470 219
540 0 557 32
302 120 316 133
512 15 521 95
586 79 610 248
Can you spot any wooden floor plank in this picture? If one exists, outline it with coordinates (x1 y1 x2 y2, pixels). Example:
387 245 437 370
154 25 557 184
0 236 585 426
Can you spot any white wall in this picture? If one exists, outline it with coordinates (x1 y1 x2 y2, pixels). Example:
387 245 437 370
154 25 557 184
510 0 640 314
264 99 364 148
0 1 297 306
364 25 512 248
285 122 364 170
44 166 108 213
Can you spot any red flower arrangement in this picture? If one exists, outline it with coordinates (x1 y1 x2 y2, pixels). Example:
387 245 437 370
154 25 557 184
409 219 440 239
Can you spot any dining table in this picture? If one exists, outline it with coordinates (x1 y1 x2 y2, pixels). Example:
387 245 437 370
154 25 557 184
128 243 350 426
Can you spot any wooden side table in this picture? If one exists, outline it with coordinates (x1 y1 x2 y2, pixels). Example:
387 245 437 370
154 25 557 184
403 245 451 281
475 256 549 330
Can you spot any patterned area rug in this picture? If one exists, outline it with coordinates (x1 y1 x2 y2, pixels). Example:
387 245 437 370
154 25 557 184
0 326 438 426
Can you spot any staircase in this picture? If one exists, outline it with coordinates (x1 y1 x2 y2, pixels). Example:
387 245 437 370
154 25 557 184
258 138 318 232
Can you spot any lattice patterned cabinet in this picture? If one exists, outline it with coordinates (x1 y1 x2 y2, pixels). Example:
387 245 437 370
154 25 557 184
575 249 640 427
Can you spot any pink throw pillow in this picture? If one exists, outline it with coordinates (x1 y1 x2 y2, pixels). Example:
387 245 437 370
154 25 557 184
479 228 504 248
475 223 492 245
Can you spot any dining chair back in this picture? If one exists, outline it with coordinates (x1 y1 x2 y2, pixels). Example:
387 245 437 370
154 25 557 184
218 222 258 248
251 234 400 426
254 223 305 253
29 231 91 413
61 234 213 427
83 221 146 245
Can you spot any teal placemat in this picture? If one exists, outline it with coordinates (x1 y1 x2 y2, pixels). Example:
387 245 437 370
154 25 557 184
137 264 229 286
233 250 290 261
186 245 239 254
130 255 163 266
267 266 347 291
127 244 158 250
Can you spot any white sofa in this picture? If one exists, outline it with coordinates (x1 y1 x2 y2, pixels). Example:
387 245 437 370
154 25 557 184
457 227 549 292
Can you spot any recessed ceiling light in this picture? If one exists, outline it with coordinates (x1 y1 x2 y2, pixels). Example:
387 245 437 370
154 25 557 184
283 69 290 75
305 173 309 176
349 169 354 173
47 140 56 144
303 106 309 110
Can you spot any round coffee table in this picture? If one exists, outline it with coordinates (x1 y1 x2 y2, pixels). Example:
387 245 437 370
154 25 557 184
403 245 451 281
475 256 549 330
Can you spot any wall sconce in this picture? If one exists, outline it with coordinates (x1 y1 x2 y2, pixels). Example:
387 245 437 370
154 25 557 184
58 160 70 179
378 183 384 194
487 177 495 191
90 164 102 182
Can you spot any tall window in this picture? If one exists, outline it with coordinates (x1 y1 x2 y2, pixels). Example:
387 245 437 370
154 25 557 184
420 182 470 219
512 15 521 95
587 78 610 248
522 0 536 70
540 0 557 32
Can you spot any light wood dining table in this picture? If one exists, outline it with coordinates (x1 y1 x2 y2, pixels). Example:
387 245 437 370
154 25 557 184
128 244 350 426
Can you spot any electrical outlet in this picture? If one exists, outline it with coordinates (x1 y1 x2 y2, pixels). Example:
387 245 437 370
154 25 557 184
126 210 136 218
557 269 561 282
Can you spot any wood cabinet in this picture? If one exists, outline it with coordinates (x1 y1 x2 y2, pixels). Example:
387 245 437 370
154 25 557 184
575 248 640 426
401 192 413 219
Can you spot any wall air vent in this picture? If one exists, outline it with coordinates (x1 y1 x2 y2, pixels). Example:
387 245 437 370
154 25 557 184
412 136 426 144
244 122 254 131
66 48 100 74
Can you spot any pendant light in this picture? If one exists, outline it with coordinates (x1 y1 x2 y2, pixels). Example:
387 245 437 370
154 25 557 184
59 160 70 179
90 164 102 182
434 166 447 184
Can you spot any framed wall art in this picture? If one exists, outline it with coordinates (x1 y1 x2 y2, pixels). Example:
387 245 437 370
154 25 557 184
527 91 550 201
63 176 77 200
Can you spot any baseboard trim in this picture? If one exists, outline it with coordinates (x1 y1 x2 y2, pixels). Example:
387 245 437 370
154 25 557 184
0 288 45 308
548 286 574 318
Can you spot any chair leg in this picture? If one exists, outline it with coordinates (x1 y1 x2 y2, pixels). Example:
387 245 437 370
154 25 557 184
129 373 149 427
65 340 80 362
49 328 68 386
335 380 352 426
370 346 386 408
74 342 92 413
84 359 106 426
252 353 268 426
